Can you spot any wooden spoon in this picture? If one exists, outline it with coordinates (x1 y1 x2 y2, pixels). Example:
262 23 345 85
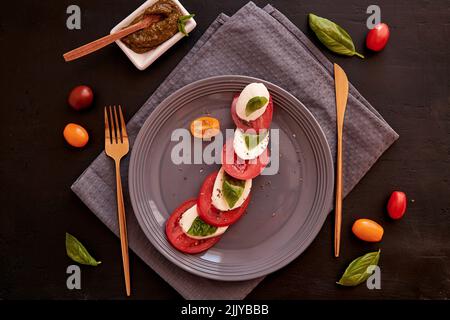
63 15 160 62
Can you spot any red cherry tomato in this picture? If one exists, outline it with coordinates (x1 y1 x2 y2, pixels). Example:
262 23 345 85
221 140 270 180
387 191 407 220
165 199 222 254
197 172 251 227
231 94 273 131
366 23 390 51
68 85 94 110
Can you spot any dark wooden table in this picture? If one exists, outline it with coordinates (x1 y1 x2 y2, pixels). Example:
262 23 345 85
1 0 449 300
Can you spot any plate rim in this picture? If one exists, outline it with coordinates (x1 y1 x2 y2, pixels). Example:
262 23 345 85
129 75 334 281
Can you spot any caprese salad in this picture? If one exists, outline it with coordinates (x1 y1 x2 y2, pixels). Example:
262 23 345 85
166 82 274 254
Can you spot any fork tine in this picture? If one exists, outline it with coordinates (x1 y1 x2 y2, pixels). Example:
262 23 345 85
113 105 122 143
104 107 111 144
118 105 128 140
109 106 117 143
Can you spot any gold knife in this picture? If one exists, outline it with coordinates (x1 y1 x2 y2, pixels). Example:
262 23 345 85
333 63 349 258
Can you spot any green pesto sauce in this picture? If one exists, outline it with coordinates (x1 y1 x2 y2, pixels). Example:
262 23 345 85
122 0 182 53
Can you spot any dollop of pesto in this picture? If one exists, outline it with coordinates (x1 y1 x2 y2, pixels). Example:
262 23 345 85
122 0 182 53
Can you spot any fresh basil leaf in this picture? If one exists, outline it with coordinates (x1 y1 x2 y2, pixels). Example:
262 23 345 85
66 233 101 266
337 250 380 286
222 172 245 208
177 20 186 36
244 131 268 150
308 13 364 58
178 14 195 36
245 96 268 117
179 14 195 21
187 217 217 237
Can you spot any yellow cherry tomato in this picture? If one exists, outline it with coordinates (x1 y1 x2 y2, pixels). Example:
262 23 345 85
63 123 89 148
190 116 220 139
352 219 384 242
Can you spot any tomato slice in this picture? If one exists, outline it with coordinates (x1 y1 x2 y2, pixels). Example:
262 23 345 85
165 199 221 254
231 94 273 131
197 172 251 227
190 116 220 139
221 140 270 180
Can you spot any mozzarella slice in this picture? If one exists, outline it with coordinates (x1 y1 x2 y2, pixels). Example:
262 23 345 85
236 83 270 121
179 204 228 240
211 167 252 211
233 128 269 160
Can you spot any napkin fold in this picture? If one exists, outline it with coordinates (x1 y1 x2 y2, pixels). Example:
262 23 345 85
72 2 398 299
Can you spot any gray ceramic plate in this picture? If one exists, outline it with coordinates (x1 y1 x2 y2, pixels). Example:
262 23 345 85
129 75 334 281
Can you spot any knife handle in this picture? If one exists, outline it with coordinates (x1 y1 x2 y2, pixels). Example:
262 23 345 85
334 124 343 257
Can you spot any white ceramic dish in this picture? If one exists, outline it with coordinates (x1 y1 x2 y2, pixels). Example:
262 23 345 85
110 0 196 70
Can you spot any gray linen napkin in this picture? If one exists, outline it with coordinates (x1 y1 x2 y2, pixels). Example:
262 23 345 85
72 2 398 300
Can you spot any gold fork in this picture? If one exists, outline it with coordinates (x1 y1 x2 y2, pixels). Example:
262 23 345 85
104 105 131 296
